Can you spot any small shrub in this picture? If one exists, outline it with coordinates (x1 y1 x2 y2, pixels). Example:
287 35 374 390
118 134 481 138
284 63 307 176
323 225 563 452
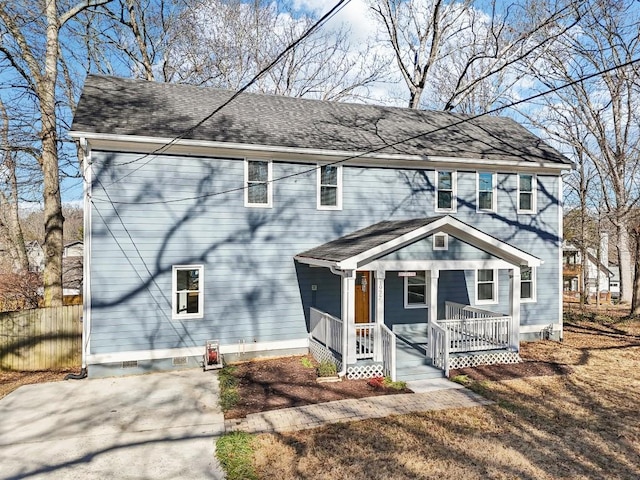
216 432 257 480
317 360 337 377
367 375 407 391
301 356 314 369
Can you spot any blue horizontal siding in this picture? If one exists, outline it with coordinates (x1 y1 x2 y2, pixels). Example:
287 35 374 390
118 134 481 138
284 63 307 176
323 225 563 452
89 152 561 355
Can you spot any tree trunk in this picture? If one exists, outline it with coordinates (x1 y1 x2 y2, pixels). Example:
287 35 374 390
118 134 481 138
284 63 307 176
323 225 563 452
42 0 64 307
631 228 640 316
617 224 633 304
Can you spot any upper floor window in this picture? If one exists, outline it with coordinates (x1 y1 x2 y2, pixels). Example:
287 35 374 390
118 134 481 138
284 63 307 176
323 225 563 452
318 164 342 210
435 170 456 212
477 172 496 212
518 174 536 213
245 159 272 207
404 271 428 308
476 269 497 304
521 266 536 302
172 265 204 319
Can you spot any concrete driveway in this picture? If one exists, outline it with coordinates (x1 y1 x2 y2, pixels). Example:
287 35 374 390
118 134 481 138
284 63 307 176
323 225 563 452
0 369 225 479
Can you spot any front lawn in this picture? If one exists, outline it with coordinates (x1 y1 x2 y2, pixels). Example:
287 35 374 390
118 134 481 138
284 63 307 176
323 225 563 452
246 311 640 479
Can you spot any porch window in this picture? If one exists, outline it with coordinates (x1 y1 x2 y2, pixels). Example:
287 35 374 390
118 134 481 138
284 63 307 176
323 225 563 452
435 170 456 212
245 159 272 207
518 174 536 213
521 266 536 301
317 164 342 210
404 271 428 308
172 265 203 319
476 269 497 304
477 172 496 212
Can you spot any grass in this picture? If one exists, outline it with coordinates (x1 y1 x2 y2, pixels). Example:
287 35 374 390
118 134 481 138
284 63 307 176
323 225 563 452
216 432 258 480
218 365 240 411
300 356 314 369
245 310 640 479
316 359 337 377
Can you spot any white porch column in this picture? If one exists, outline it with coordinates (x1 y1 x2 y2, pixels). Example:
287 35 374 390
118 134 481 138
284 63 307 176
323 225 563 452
509 267 521 351
374 270 385 362
342 270 357 364
428 269 439 329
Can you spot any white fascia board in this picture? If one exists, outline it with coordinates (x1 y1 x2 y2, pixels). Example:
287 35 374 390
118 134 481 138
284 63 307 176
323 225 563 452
363 259 513 271
87 338 309 364
338 216 541 270
338 217 451 269
68 131 571 173
293 256 338 269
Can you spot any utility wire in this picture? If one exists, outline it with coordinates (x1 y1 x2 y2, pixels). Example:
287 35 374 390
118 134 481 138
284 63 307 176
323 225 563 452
104 0 352 186
92 55 640 206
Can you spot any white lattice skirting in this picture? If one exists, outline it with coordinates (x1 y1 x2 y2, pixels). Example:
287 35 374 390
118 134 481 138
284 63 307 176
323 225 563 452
449 351 521 370
309 339 343 372
346 363 384 380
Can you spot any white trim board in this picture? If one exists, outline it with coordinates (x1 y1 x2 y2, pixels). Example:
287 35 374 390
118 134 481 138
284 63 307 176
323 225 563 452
87 338 309 365
70 132 572 173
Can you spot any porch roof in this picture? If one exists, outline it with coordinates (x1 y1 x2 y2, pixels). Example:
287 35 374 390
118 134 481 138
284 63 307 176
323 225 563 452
294 215 542 270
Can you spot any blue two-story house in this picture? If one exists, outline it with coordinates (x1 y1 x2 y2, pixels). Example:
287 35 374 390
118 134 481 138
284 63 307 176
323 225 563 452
70 75 571 379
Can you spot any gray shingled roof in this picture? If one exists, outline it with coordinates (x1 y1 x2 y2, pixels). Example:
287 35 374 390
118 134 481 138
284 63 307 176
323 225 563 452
72 75 571 165
296 217 444 263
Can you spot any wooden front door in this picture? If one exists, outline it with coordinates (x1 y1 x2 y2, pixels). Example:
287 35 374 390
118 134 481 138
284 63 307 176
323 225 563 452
355 271 370 324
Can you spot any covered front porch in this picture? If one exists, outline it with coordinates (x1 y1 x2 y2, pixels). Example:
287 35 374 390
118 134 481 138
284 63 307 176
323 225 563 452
295 216 541 380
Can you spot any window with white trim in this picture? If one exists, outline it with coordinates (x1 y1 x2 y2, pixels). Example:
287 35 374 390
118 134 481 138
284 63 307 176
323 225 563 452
404 271 428 308
477 172 496 212
518 174 536 213
435 170 456 212
317 164 342 209
433 233 448 250
172 265 203 319
245 159 272 207
521 266 536 301
476 269 497 304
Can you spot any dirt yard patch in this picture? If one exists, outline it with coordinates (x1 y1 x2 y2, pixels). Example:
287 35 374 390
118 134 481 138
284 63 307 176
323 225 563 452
0 369 77 400
224 355 410 419
250 312 640 480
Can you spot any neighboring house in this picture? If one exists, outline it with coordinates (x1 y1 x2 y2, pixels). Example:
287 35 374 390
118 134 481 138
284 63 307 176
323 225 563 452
562 237 613 300
70 75 572 379
63 241 84 296
609 266 620 300
26 240 44 273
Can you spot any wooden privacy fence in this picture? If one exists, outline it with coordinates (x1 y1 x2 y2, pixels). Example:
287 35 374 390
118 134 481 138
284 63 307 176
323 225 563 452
0 305 82 371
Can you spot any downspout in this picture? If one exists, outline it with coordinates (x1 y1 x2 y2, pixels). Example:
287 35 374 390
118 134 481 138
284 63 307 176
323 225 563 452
67 137 91 380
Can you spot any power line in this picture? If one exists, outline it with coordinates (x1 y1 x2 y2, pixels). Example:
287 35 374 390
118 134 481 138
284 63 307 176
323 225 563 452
91 55 640 206
104 0 352 187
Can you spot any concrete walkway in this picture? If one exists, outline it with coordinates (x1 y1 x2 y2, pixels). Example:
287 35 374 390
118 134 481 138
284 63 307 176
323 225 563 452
0 370 226 480
226 380 492 434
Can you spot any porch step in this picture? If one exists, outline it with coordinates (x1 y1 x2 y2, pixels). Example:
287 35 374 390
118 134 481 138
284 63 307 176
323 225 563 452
395 336 444 381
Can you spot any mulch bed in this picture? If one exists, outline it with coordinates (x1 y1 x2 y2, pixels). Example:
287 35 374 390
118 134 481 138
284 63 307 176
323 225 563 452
224 355 410 419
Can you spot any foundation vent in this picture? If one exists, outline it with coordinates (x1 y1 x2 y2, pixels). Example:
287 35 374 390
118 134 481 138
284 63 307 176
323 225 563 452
172 356 188 366
122 360 138 368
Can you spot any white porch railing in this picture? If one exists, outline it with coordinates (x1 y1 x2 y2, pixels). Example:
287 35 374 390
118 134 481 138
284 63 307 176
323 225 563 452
439 316 511 352
380 324 396 381
445 301 497 320
355 323 376 359
310 307 343 355
429 321 449 377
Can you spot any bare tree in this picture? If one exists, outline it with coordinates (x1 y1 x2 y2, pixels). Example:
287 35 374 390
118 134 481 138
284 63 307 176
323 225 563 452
369 0 578 112
0 0 109 306
166 0 388 101
524 0 640 305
